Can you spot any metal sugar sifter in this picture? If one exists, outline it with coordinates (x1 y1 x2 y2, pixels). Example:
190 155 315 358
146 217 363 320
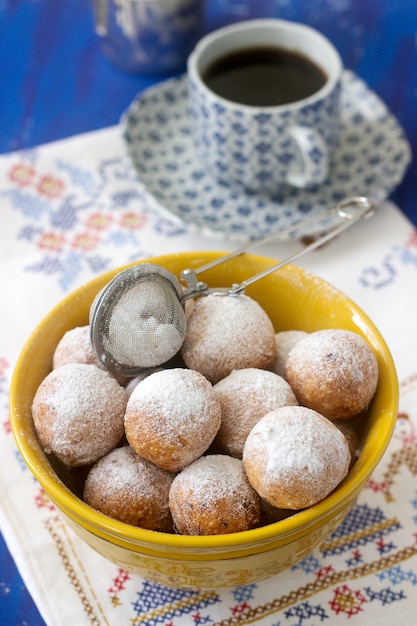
90 196 375 377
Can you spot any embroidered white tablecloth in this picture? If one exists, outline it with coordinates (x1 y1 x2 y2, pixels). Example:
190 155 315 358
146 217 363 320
1 125 417 625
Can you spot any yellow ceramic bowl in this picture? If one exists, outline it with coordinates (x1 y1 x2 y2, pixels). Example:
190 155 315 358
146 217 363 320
10 251 398 589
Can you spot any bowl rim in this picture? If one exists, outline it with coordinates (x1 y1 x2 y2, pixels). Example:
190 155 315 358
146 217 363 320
9 251 399 554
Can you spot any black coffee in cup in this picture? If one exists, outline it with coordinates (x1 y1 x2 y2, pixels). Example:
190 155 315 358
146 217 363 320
189 19 342 190
202 46 328 107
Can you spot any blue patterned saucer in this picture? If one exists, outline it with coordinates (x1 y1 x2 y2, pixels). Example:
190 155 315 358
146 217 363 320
121 71 411 241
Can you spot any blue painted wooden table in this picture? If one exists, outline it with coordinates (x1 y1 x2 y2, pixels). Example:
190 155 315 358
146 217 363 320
0 1 416 623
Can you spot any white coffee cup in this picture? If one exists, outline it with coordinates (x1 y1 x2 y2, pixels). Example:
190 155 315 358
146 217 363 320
187 19 343 192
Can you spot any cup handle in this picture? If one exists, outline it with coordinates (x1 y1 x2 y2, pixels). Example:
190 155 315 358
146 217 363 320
286 125 329 188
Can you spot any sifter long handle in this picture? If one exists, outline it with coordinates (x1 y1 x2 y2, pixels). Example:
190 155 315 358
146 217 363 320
188 196 375 280
229 196 375 295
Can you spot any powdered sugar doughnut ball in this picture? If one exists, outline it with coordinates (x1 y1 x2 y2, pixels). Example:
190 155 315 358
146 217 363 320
169 455 261 535
32 363 127 467
52 326 98 369
243 406 351 510
124 367 165 398
84 446 174 532
124 368 221 472
286 329 379 420
52 326 95 369
271 330 308 379
52 325 127 385
213 368 298 458
334 420 360 468
181 293 276 384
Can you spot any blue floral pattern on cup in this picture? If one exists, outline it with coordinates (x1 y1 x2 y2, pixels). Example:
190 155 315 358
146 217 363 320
189 77 341 192
121 71 411 241
187 19 344 191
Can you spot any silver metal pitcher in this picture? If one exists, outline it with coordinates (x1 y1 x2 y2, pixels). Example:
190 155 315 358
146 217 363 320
94 0 205 74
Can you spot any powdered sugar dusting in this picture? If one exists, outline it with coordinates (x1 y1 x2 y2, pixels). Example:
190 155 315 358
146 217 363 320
181 293 276 383
127 368 219 438
169 454 261 534
271 330 308 379
262 413 332 475
84 446 174 531
176 455 249 502
125 368 221 471
52 325 97 369
243 406 351 509
32 363 127 466
286 329 379 419
85 446 170 500
213 368 298 458
52 325 126 384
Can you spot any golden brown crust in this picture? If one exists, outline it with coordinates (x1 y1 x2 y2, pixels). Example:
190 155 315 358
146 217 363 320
286 329 378 420
213 368 298 458
333 420 360 468
271 330 308 379
38 311 378 533
83 446 174 532
169 455 261 535
32 363 127 467
53 325 99 369
181 293 276 384
53 325 127 385
243 406 351 510
124 368 221 472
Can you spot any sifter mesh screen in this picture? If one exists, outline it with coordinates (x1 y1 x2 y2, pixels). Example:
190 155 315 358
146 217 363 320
98 273 187 370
